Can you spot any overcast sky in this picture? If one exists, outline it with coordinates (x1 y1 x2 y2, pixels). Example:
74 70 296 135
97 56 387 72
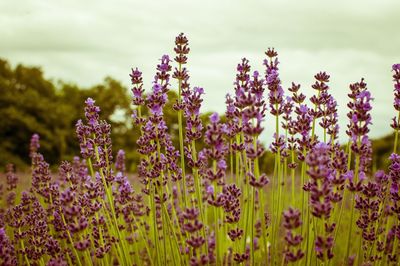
1 0 399 143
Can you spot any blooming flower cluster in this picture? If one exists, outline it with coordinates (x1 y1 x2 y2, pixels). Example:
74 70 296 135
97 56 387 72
0 33 400 266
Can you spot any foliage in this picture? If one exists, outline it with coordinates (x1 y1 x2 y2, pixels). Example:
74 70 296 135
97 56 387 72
0 59 135 170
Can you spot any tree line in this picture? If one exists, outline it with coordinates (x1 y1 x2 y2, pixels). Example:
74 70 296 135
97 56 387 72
0 58 395 172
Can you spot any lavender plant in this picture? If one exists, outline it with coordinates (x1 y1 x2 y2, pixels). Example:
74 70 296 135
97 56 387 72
0 33 399 266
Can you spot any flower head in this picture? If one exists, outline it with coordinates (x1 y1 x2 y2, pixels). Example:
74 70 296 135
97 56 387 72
29 133 40 158
210 112 220 124
115 149 126 173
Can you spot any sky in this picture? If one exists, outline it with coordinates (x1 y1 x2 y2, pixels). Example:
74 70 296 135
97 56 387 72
1 0 400 143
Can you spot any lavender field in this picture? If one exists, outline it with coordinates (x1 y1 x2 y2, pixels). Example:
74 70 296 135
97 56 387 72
0 33 399 266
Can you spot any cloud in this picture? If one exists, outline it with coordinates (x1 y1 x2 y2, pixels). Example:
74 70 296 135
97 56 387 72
1 0 399 141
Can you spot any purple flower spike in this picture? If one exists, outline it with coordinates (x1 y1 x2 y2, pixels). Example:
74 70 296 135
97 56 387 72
217 159 227 170
84 97 101 127
391 63 400 132
344 170 354 181
195 87 204 95
85 97 95 106
207 185 214 195
174 33 190 65
130 67 145 107
305 141 337 261
346 79 373 176
390 183 398 194
210 112 220 124
115 149 126 173
0 228 17 265
29 133 40 158
283 208 304 263
264 49 284 116
183 86 204 147
4 34 400 266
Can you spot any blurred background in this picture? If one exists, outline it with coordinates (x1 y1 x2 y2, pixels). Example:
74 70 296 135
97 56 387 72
1 0 399 171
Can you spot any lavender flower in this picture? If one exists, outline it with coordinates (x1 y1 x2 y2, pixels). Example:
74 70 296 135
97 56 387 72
172 33 190 106
29 133 40 158
392 64 400 112
5 164 18 191
391 64 400 153
181 207 205 254
115 149 126 173
310 72 330 119
174 33 190 65
347 79 373 181
76 98 114 183
283 208 304 263
0 228 17 265
294 104 313 160
183 87 204 145
329 145 348 203
389 153 400 210
264 48 284 116
306 142 335 261
2 34 400 266
286 82 307 170
136 55 180 184
306 142 333 219
243 71 267 160
31 153 54 203
223 184 241 225
201 112 228 186
130 68 145 106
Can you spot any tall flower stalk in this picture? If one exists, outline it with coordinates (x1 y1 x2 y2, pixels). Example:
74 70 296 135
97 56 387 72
202 112 228 264
173 33 191 207
135 55 183 264
391 64 400 153
264 49 285 261
305 143 335 262
182 86 209 259
282 208 304 264
344 79 373 263
1 35 400 266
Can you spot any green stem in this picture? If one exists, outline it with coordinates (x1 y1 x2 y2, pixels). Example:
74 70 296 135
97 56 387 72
132 216 154 265
272 103 281 262
191 140 209 258
151 183 161 265
18 228 31 266
59 211 82 266
390 220 399 263
91 135 129 265
333 189 346 244
250 186 255 265
212 161 221 265
368 185 390 260
394 111 400 153
260 186 268 260
154 134 168 263
230 138 234 181
305 194 311 266
161 203 183 265
346 140 352 170
346 144 360 262
345 196 355 261
177 63 188 207
290 147 295 207
249 136 260 264
300 149 306 236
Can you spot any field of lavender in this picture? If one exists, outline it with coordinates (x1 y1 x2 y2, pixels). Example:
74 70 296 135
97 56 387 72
1 33 400 266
